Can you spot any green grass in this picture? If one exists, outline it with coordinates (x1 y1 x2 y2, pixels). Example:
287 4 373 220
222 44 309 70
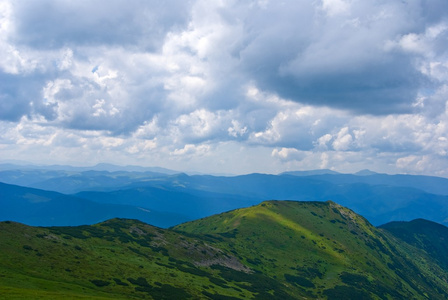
1 201 448 299
0 219 254 299
174 200 448 299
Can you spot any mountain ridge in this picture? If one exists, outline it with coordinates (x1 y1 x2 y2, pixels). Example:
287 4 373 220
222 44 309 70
1 200 448 299
3 168 448 228
0 182 190 227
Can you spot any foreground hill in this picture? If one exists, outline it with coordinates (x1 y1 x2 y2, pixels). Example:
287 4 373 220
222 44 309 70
1 201 448 299
175 201 448 299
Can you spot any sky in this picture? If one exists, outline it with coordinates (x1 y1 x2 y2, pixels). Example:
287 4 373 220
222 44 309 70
0 0 448 176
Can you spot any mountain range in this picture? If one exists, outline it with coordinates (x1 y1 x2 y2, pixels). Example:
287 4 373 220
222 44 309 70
0 182 190 227
1 200 448 299
1 164 448 228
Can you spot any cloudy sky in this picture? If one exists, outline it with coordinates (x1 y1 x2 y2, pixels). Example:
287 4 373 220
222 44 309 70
1 0 448 176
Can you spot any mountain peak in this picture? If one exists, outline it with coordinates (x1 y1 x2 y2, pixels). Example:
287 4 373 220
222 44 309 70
354 169 378 176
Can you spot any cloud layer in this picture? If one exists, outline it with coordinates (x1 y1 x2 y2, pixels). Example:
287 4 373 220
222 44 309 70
1 0 448 176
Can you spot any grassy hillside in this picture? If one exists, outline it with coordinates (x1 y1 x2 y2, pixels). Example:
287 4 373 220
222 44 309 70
1 201 448 299
175 201 448 299
0 219 257 299
380 218 448 271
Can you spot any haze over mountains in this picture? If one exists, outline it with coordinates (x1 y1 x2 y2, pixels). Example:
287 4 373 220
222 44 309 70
2 163 448 298
1 163 448 228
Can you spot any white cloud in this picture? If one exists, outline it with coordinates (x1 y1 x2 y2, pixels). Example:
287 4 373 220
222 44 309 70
173 109 224 143
321 0 350 17
0 0 448 177
320 153 330 169
171 144 210 156
271 147 306 162
332 127 353 151
316 134 333 150
228 120 247 138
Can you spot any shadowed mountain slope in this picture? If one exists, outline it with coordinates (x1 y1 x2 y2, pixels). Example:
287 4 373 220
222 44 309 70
74 173 448 227
380 218 448 272
0 182 189 227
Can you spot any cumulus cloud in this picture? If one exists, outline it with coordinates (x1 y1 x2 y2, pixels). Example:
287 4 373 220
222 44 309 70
1 0 448 176
171 144 210 157
237 0 445 114
271 148 306 162
228 120 247 138
332 127 353 151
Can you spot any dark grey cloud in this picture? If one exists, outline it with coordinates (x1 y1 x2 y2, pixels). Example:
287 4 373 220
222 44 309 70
11 0 191 50
261 55 426 115
232 0 439 115
420 0 448 24
0 72 48 121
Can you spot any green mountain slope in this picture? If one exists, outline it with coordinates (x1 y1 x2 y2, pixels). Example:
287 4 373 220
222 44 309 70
0 219 255 299
175 201 448 299
380 218 448 271
1 201 448 299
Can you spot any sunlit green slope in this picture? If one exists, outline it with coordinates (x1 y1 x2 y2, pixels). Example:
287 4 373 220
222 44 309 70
0 219 255 299
1 200 448 299
175 200 448 299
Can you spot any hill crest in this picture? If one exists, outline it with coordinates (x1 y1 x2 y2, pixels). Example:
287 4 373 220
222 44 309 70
2 200 448 299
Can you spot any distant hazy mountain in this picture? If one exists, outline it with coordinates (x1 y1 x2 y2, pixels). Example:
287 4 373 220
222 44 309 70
354 169 380 176
281 169 341 176
0 169 173 194
0 162 180 174
75 185 260 221
97 172 448 226
1 201 448 299
0 182 190 227
86 163 180 174
293 173 448 195
2 165 448 228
